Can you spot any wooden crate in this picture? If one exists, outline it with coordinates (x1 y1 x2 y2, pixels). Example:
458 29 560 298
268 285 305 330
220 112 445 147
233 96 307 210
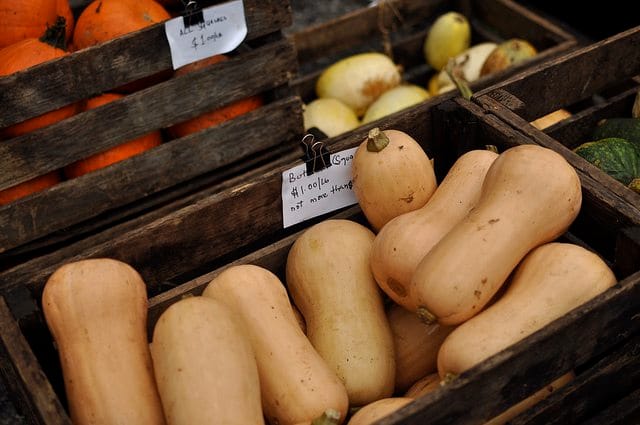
1 94 639 424
0 0 303 267
472 25 640 221
288 0 578 102
0 0 576 272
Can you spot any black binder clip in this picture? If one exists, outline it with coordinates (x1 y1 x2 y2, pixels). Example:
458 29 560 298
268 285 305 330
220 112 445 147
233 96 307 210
300 133 331 176
182 0 205 29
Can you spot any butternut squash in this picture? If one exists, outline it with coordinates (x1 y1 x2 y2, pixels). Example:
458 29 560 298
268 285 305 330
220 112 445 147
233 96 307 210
484 372 574 425
411 145 582 325
371 149 498 310
346 398 412 425
352 128 437 231
151 296 264 425
203 264 349 425
404 373 442 398
437 242 615 376
41 258 165 425
286 219 395 406
388 304 454 392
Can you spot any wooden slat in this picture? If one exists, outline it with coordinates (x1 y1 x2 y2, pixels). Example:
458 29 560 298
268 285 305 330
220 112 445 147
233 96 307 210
0 101 435 294
0 297 70 425
0 39 297 191
0 0 292 127
582 387 640 425
0 140 296 269
545 88 637 148
508 334 640 424
0 148 298 275
465 0 575 47
289 0 448 65
0 96 303 253
474 25 640 121
376 271 640 425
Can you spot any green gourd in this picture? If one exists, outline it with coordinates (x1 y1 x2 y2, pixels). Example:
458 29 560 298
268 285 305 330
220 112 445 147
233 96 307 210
574 137 640 192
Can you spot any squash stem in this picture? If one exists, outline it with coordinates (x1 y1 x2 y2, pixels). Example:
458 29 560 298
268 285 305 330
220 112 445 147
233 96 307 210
444 59 473 101
312 408 341 425
367 128 390 152
40 16 67 51
442 372 458 385
417 306 437 325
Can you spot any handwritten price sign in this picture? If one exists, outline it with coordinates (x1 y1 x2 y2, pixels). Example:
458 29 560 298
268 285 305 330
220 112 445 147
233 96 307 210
281 148 358 228
164 0 247 69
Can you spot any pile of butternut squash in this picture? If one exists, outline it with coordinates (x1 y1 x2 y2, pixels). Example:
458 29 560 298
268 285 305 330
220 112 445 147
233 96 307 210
41 128 617 425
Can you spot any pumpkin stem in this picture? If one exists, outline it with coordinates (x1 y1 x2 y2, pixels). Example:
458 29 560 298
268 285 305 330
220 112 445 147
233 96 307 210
417 306 437 325
311 408 341 425
367 127 390 152
40 16 67 51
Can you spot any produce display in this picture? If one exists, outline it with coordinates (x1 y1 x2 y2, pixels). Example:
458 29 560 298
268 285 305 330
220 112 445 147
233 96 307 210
574 98 640 193
4 1 637 424
0 0 263 206
304 10 539 137
39 128 617 425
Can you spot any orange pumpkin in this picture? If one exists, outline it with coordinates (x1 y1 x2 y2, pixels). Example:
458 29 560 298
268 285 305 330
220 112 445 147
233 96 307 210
168 55 264 139
73 0 171 50
0 172 61 206
56 0 75 43
0 0 57 48
0 17 79 138
74 0 172 92
64 93 163 178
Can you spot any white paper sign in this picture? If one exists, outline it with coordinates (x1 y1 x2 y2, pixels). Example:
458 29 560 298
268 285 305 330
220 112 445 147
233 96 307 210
282 147 359 228
164 0 247 70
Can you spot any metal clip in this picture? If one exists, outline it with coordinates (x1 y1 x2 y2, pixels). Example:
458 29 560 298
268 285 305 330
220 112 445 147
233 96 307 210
300 133 332 176
182 0 205 29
